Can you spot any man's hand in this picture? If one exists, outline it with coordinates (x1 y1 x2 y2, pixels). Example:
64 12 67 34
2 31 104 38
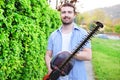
48 68 52 74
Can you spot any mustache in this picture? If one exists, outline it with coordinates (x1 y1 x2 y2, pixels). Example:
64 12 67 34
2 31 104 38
63 16 70 19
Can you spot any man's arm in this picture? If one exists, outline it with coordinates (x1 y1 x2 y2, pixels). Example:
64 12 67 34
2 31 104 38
74 48 92 61
45 50 53 74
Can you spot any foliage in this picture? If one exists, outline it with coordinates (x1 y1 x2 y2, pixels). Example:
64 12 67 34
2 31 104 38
114 24 120 33
92 38 120 80
0 0 61 80
104 25 113 32
76 9 120 33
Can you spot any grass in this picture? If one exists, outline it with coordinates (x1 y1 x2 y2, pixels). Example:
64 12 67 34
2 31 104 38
91 38 120 80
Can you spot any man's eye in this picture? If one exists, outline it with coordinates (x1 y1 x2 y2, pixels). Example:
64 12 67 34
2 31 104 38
61 11 66 14
68 11 72 14
61 11 73 14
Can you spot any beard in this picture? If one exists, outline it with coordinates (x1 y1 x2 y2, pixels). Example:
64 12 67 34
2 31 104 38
62 20 73 25
61 16 74 25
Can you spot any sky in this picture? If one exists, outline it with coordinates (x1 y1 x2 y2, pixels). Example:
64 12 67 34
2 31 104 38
49 0 120 13
76 0 120 12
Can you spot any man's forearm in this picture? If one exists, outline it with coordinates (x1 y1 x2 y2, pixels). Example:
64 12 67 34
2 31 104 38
45 54 52 74
74 49 92 61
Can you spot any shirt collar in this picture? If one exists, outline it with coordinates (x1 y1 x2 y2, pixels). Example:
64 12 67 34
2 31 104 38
57 23 80 32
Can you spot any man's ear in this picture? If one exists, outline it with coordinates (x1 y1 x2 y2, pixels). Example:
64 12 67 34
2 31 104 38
75 12 78 15
74 13 77 18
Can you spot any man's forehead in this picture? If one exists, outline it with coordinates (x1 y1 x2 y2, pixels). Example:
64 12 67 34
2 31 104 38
61 6 74 11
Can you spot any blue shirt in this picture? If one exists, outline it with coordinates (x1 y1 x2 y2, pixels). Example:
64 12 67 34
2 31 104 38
47 23 91 80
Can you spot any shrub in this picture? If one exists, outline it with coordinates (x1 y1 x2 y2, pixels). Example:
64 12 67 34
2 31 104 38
115 24 120 33
0 0 61 79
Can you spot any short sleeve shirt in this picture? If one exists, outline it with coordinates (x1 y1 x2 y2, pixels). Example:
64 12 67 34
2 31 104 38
47 23 91 80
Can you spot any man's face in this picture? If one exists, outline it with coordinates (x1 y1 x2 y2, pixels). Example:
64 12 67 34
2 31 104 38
60 6 76 25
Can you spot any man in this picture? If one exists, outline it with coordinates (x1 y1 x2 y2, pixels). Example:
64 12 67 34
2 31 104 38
45 3 92 80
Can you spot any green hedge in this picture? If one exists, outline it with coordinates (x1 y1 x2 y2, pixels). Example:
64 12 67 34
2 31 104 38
0 0 61 80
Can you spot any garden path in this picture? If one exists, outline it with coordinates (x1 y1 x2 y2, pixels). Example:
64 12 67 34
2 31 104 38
85 61 95 80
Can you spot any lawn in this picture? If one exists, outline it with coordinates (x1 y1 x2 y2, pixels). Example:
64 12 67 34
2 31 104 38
91 38 120 80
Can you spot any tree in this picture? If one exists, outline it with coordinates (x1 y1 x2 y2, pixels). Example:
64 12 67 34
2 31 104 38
76 9 115 33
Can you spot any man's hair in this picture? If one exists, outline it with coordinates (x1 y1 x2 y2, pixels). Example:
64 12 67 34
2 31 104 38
58 3 76 13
